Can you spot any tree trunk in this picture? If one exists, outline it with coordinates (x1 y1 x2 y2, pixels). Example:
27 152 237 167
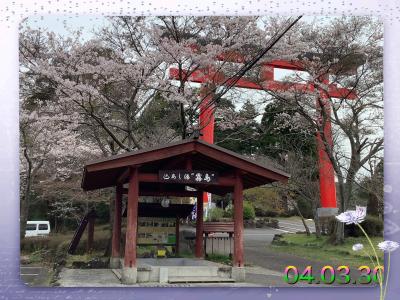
332 176 346 244
333 214 345 244
20 196 28 239
333 166 357 244
334 221 344 244
290 198 311 235
314 210 321 238
367 192 379 216
180 103 186 139
20 168 32 239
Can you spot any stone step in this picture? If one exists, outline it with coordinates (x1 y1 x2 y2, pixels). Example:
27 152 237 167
111 269 122 280
168 276 235 283
166 266 219 277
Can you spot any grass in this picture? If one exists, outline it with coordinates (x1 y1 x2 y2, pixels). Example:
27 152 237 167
276 216 311 221
270 233 384 269
206 253 232 265
26 249 51 264
21 225 112 255
65 251 105 267
177 251 195 259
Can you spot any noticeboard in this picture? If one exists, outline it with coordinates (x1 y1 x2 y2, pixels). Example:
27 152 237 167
137 217 176 245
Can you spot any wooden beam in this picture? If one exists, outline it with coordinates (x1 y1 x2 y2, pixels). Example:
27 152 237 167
121 188 198 197
138 173 158 182
141 190 198 197
124 167 139 268
218 176 236 186
233 170 244 267
186 157 192 170
160 155 190 170
111 184 122 258
117 168 130 184
137 173 236 186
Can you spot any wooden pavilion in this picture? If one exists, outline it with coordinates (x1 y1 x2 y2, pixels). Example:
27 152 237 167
81 138 289 283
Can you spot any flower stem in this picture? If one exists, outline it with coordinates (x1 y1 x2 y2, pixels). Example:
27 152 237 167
383 252 390 299
362 248 376 269
356 224 383 299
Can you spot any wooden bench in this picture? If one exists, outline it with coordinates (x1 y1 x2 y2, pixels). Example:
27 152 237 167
203 222 234 234
203 222 234 257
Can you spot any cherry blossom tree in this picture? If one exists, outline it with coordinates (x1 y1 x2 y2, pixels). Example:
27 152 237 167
19 101 101 237
19 16 298 238
259 16 383 243
20 16 306 155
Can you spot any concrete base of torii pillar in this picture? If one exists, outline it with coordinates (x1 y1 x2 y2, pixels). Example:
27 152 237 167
317 207 339 218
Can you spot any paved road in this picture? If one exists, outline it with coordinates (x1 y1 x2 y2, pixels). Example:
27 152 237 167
20 265 51 286
242 218 357 286
275 218 315 233
187 218 319 286
244 227 320 270
185 217 317 270
243 218 321 273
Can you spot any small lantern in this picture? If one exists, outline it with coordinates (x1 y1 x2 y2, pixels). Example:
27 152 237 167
161 198 170 208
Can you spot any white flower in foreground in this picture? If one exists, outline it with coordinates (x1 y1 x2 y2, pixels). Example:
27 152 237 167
336 206 367 224
378 241 400 253
352 243 364 251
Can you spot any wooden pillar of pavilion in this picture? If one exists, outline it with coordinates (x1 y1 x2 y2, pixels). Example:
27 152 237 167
195 191 204 258
122 167 139 284
175 215 180 256
233 170 244 267
110 184 122 268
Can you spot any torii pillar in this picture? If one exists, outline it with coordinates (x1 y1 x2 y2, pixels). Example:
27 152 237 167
316 78 338 218
199 81 215 212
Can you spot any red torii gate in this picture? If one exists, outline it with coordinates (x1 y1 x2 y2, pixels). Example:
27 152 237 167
169 55 358 214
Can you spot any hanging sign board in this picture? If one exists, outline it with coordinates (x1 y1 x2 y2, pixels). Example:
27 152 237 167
159 170 218 184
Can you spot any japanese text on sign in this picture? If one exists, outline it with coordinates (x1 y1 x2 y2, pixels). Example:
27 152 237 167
159 170 218 184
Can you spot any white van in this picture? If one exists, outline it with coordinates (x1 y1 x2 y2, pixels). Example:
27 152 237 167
25 221 51 237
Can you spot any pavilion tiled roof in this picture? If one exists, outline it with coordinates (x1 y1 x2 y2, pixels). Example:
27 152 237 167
81 138 289 195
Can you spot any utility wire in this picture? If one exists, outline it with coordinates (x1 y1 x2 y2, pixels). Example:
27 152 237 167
185 15 303 133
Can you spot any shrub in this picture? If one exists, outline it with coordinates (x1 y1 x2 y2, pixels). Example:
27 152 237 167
223 207 233 218
254 207 278 217
243 187 284 217
95 201 110 224
21 227 112 256
223 202 255 220
345 215 383 237
296 198 314 219
207 207 225 221
243 201 256 220
277 210 297 218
